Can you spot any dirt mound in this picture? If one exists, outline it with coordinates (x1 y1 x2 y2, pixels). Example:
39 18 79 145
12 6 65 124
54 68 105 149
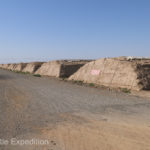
0 64 10 69
35 61 61 77
35 60 91 77
22 62 44 73
13 63 27 71
69 57 150 91
7 64 17 70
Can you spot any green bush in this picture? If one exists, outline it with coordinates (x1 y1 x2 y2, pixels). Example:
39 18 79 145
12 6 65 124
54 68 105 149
89 83 95 87
121 88 131 93
33 74 41 77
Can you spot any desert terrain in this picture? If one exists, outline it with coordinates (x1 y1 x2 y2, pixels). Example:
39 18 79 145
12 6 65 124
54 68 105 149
0 69 150 150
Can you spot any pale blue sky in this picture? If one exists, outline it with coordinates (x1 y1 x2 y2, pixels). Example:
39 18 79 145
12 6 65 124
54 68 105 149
0 0 150 63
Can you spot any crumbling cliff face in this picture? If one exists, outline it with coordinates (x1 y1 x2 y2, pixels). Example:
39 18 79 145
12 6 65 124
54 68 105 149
135 62 150 90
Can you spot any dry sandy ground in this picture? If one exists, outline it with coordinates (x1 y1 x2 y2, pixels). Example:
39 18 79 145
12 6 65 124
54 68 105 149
7 115 150 150
0 69 150 150
132 90 150 99
42 120 150 150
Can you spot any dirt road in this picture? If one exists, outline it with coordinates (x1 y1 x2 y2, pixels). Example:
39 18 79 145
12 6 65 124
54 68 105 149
0 69 150 150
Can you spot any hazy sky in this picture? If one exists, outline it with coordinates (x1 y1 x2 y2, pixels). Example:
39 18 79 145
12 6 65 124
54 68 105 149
0 0 150 63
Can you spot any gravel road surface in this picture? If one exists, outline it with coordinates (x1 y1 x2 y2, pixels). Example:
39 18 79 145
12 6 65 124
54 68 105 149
0 69 150 150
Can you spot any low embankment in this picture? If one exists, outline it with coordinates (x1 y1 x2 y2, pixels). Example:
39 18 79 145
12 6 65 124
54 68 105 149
35 60 91 78
0 60 91 78
69 57 150 91
22 62 44 73
1 57 150 91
